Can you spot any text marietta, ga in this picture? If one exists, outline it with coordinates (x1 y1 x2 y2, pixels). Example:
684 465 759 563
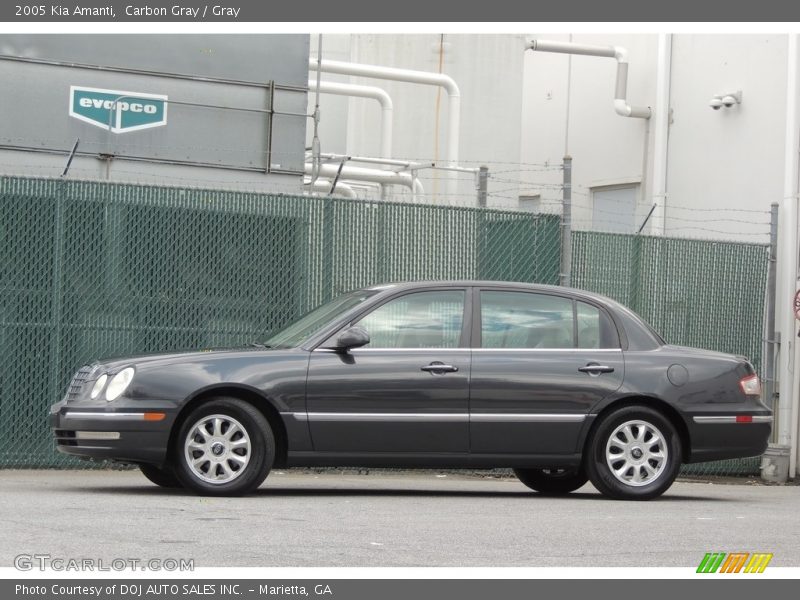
40 5 242 18
16 584 334 596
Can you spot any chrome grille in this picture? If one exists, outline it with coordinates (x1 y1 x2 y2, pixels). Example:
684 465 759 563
65 365 93 401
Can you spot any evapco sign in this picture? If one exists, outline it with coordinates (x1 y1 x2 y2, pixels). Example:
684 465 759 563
69 86 168 133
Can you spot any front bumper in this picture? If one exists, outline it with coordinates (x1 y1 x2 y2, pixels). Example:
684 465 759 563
49 400 176 465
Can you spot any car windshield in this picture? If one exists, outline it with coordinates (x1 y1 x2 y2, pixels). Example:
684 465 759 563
263 289 377 349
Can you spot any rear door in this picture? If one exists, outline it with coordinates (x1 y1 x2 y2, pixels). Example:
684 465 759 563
469 288 624 455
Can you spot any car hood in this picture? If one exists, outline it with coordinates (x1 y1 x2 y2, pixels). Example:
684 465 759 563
90 347 293 372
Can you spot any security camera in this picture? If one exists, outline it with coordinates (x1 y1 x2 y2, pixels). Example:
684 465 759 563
709 98 724 110
722 91 742 107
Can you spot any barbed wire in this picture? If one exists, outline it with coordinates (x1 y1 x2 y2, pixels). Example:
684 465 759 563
0 150 776 242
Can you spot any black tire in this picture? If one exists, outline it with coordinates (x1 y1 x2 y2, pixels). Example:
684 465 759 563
513 467 589 495
585 405 682 500
173 397 275 496
139 464 182 488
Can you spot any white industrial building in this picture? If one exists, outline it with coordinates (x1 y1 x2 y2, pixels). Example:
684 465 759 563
307 33 800 476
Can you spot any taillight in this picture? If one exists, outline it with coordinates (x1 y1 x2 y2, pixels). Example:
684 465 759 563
739 374 762 396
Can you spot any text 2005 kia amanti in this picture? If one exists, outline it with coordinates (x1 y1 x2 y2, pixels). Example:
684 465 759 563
50 281 771 500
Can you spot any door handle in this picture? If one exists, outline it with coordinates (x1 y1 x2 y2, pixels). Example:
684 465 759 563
578 364 615 374
421 362 459 374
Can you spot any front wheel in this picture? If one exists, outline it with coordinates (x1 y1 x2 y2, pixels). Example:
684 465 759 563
513 467 589 495
585 405 682 500
173 397 275 496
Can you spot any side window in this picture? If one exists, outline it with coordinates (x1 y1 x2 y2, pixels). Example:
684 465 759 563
480 291 574 349
355 290 465 349
577 301 620 349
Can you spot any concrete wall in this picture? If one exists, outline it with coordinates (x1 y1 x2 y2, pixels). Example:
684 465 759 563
521 33 657 229
309 34 527 204
666 35 786 240
314 33 787 245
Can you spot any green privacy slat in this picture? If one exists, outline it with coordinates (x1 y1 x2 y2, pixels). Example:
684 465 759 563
571 230 769 477
0 176 560 468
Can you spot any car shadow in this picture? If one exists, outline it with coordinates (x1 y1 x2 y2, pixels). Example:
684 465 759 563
61 485 735 502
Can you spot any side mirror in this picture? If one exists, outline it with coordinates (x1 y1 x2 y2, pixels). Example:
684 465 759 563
333 326 370 352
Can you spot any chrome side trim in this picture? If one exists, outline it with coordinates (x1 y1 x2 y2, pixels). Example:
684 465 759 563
63 412 149 420
306 412 468 422
471 413 587 423
472 348 622 353
293 412 587 423
74 431 121 440
693 415 773 424
315 348 471 353
313 347 623 353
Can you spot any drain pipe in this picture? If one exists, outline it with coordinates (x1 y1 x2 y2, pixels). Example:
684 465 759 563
306 179 357 199
650 34 672 235
309 80 393 159
309 35 323 185
309 57 460 198
304 162 424 197
526 39 651 119
779 33 800 477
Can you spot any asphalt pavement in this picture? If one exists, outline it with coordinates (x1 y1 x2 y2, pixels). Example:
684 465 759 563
1 469 798 567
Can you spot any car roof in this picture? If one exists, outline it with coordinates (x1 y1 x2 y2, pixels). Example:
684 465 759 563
364 280 614 303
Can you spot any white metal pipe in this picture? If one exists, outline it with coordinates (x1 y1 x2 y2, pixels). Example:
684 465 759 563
309 80 393 159
779 33 800 476
310 35 323 185
412 177 424 201
305 178 357 198
304 162 419 190
316 153 413 168
650 34 672 235
527 39 651 120
309 57 460 198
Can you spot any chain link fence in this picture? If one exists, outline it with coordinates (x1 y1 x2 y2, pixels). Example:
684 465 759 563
0 175 560 467
572 231 770 477
0 175 770 477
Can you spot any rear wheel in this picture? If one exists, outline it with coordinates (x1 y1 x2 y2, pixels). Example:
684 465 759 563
173 397 275 496
513 467 589 495
585 405 682 500
139 464 182 488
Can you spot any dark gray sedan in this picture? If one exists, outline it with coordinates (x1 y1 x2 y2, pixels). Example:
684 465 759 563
50 281 771 500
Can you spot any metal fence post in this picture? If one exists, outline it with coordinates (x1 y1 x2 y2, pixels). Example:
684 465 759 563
764 203 779 416
560 155 572 287
49 180 66 406
477 165 488 208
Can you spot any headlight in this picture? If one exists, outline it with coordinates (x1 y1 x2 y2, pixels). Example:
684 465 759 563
105 368 135 401
90 374 108 399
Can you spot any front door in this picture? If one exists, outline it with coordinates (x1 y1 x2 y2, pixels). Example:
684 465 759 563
306 288 471 453
469 289 625 455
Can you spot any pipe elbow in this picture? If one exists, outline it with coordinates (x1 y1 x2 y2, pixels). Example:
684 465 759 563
441 76 461 98
375 89 393 110
613 99 632 116
614 99 652 119
613 46 629 63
